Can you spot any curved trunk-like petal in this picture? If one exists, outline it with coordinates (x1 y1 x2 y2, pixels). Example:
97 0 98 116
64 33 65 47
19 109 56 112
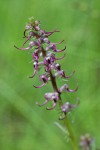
48 40 64 45
46 102 56 110
36 99 48 107
33 83 46 88
59 84 68 93
54 46 66 52
45 30 60 36
72 98 80 108
59 84 78 93
66 85 78 92
14 45 30 50
23 29 28 38
63 70 75 79
55 53 65 60
23 37 31 46
28 70 37 78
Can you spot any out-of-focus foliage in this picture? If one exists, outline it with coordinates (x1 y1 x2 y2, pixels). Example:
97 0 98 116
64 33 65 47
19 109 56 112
0 0 100 149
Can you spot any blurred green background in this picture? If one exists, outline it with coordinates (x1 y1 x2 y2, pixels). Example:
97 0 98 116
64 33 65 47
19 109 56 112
0 0 100 149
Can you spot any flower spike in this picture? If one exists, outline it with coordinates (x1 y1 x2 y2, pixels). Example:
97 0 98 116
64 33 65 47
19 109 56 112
15 18 79 120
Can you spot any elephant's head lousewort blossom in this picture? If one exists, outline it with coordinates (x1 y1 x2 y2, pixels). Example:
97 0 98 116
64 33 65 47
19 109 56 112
14 17 79 120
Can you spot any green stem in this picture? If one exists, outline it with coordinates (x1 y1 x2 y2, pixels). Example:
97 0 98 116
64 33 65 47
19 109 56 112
64 115 78 150
41 48 78 150
50 72 79 150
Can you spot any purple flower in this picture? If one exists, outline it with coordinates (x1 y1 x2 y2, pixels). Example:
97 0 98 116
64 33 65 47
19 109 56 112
54 70 75 79
32 49 40 61
33 73 50 88
46 44 66 52
36 92 59 110
43 52 65 72
59 99 80 120
59 84 78 93
54 63 61 71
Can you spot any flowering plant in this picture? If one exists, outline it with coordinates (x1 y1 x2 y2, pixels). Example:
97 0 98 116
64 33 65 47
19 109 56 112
14 17 78 118
15 17 94 150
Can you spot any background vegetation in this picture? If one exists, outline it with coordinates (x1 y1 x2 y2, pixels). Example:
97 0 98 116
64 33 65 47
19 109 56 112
0 0 100 149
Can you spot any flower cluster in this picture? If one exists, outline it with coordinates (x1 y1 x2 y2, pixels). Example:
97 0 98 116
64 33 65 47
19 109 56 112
15 17 79 119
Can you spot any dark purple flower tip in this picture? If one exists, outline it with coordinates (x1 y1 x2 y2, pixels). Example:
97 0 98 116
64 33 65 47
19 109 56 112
32 50 39 61
39 74 50 83
44 53 65 70
62 70 75 78
59 84 78 93
44 56 52 65
54 63 61 71
33 74 50 88
33 61 38 69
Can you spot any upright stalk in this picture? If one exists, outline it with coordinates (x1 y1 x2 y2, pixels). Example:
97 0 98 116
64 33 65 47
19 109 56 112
51 72 78 150
42 48 78 150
